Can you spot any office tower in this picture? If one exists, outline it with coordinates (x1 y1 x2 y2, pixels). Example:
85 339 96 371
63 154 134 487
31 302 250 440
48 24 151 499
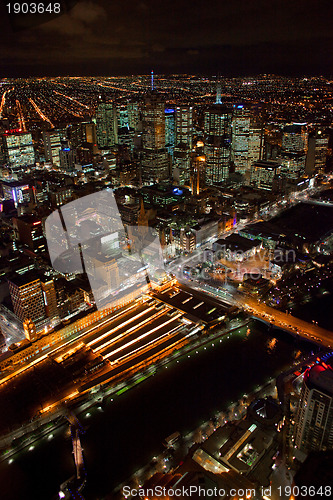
2 131 35 172
96 100 118 149
173 145 191 185
8 272 46 324
165 108 175 159
127 102 140 132
204 105 232 185
68 122 96 148
250 160 281 191
40 277 58 320
314 130 329 172
12 215 46 254
117 105 129 128
215 78 222 105
173 105 193 184
141 92 169 183
190 154 206 195
59 146 77 172
118 128 135 153
294 363 333 455
248 125 263 168
43 130 62 167
281 123 308 179
231 106 251 174
175 105 193 149
85 122 97 144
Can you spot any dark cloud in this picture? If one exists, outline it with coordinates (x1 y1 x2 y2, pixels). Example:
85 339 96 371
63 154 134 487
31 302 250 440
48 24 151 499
0 0 332 76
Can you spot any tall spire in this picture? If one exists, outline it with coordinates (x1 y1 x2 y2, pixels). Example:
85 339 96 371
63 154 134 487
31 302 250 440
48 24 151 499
151 70 154 91
215 73 222 104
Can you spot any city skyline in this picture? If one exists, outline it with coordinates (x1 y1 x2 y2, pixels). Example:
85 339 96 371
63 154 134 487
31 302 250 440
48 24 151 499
0 2 332 497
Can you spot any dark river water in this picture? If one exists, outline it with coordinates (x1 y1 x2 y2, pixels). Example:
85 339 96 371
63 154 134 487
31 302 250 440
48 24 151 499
0 319 320 500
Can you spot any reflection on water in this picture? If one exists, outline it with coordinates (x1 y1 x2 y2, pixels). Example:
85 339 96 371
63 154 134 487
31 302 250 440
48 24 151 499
0 320 317 500
266 337 278 352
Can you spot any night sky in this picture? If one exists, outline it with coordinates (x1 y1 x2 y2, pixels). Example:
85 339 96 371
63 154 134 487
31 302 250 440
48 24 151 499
0 0 332 77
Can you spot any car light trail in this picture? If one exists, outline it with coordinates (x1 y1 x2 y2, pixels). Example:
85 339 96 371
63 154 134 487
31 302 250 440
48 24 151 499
29 98 54 127
0 87 13 118
16 99 26 131
53 90 91 110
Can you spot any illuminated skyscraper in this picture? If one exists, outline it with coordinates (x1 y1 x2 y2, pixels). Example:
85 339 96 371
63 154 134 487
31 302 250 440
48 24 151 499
175 105 193 149
165 108 175 158
281 123 308 179
96 100 118 149
141 92 169 183
314 130 329 172
190 154 205 195
204 105 232 185
2 131 35 172
117 105 129 128
294 363 333 456
8 272 46 324
68 122 96 148
250 160 281 191
127 102 140 132
248 125 263 169
173 105 193 184
231 106 251 174
43 130 62 167
59 147 77 172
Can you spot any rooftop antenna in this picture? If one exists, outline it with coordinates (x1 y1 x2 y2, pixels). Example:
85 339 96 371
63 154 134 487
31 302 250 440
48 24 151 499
151 70 154 91
215 73 222 104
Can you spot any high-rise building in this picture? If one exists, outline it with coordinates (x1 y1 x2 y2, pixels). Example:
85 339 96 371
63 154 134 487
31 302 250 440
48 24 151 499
173 105 193 184
173 145 191 185
43 130 62 167
190 154 206 195
281 123 308 179
117 105 129 129
12 215 46 254
59 147 77 172
294 363 333 456
314 130 329 172
175 105 193 149
165 108 175 159
40 277 58 320
2 131 35 172
96 100 118 149
248 125 263 168
231 106 251 174
141 92 169 183
8 272 46 324
127 102 140 132
68 122 96 148
250 160 281 191
204 105 232 185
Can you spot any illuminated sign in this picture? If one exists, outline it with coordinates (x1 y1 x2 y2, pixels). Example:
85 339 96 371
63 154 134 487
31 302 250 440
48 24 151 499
165 109 175 114
4 128 22 134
